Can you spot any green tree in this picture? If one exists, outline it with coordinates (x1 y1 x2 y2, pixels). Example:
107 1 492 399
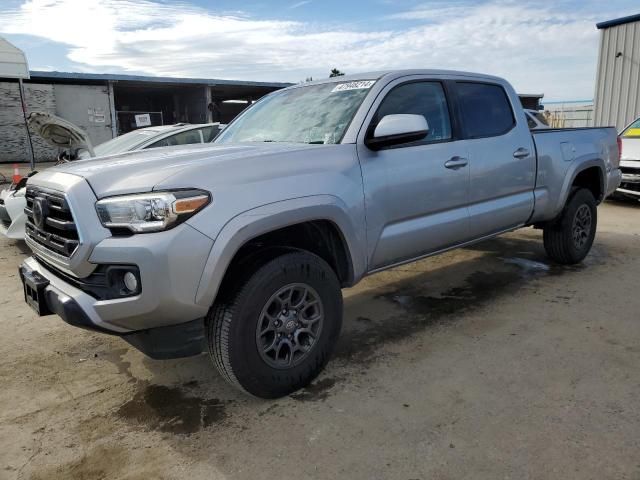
329 68 345 77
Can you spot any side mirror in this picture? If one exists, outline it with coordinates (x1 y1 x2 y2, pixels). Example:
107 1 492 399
365 114 429 150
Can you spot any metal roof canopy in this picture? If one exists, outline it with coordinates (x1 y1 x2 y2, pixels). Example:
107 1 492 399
596 13 640 30
29 70 291 89
0 36 29 79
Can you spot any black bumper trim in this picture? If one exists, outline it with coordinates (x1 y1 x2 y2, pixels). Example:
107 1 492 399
122 318 206 360
20 264 206 359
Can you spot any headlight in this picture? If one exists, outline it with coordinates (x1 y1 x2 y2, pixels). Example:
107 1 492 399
95 190 210 233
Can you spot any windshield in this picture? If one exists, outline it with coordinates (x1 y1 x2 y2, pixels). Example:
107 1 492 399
215 80 376 145
622 118 640 138
92 129 162 157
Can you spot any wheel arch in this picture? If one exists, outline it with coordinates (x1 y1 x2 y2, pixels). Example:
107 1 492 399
554 159 606 215
194 195 366 308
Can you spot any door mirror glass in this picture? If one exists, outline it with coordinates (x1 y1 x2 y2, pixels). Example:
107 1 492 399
366 114 429 150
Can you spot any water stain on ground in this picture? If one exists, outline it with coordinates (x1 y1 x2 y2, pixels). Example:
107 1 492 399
117 384 227 434
290 377 339 402
29 444 131 480
97 347 134 381
336 237 604 365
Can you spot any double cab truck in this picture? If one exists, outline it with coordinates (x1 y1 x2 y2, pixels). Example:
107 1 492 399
19 70 621 398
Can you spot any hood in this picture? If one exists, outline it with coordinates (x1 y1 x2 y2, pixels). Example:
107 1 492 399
45 142 323 197
27 112 94 156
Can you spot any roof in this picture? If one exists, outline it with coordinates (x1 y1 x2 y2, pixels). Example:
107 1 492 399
597 13 640 30
27 70 292 88
138 123 213 133
291 69 505 91
0 36 29 79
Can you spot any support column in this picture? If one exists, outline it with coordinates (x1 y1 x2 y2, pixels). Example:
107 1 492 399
18 79 35 169
107 81 117 137
205 86 213 123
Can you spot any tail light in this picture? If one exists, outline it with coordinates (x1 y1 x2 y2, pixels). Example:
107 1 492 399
617 136 622 161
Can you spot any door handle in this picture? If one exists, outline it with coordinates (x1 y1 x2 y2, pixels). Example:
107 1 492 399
513 147 530 159
444 156 468 169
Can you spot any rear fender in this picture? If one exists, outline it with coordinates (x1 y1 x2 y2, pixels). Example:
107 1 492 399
549 159 605 220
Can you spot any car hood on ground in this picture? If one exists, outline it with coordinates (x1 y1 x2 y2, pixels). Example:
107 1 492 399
44 142 324 197
27 112 94 155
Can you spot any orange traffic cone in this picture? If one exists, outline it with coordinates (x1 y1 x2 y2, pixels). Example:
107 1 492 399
12 164 21 184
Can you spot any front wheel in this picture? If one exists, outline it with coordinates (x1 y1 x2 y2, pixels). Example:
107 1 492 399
543 188 597 265
206 251 343 398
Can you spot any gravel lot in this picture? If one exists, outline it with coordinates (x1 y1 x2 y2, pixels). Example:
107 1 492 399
1 197 639 480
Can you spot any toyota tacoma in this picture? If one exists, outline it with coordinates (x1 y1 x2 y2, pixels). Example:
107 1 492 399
18 70 622 398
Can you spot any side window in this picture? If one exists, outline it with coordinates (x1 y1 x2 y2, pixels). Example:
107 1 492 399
200 126 218 142
373 81 452 145
526 113 537 130
146 129 204 149
456 82 515 138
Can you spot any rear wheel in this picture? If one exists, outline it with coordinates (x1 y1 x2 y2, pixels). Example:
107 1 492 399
206 250 343 398
543 188 597 265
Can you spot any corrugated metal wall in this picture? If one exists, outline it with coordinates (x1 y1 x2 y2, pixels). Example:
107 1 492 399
593 20 640 130
0 82 58 163
0 82 115 163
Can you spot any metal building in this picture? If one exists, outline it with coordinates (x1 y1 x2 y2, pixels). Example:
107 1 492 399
593 13 640 130
0 70 291 163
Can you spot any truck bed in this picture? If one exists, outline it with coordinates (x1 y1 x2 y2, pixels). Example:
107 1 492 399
529 126 619 223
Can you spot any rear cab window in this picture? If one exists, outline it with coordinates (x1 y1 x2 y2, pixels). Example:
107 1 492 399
455 82 515 138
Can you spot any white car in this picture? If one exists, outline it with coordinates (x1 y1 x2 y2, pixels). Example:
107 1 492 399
616 116 640 199
0 114 225 240
76 122 225 159
0 180 28 239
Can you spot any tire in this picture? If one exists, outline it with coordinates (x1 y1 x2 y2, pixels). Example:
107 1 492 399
206 250 343 398
543 188 597 265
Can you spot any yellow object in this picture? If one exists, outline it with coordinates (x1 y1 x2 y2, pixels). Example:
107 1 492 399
623 128 640 137
173 195 209 214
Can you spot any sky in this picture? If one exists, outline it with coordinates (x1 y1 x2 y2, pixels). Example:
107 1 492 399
0 0 637 101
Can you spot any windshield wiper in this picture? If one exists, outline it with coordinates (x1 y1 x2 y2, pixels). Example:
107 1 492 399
307 141 324 144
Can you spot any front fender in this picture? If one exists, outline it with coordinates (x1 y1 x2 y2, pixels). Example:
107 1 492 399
2 191 27 239
193 195 366 308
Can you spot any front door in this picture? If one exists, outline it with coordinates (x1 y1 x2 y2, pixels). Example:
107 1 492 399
357 79 471 271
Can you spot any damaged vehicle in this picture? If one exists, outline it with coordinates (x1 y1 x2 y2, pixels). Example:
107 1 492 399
0 113 224 239
18 70 621 398
615 116 640 200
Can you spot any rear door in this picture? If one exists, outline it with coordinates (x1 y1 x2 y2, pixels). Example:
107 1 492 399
454 81 536 238
357 77 471 270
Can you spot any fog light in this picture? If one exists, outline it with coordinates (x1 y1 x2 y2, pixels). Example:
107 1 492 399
123 272 138 292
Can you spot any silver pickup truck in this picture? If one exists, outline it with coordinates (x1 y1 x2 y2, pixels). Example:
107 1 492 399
18 70 621 398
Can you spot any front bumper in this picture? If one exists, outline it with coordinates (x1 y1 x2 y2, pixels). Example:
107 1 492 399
19 257 208 359
19 221 215 358
617 161 640 197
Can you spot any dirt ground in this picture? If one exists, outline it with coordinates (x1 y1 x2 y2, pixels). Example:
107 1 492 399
1 198 639 480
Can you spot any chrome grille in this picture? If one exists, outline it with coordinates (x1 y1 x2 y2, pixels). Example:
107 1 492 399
24 186 79 257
